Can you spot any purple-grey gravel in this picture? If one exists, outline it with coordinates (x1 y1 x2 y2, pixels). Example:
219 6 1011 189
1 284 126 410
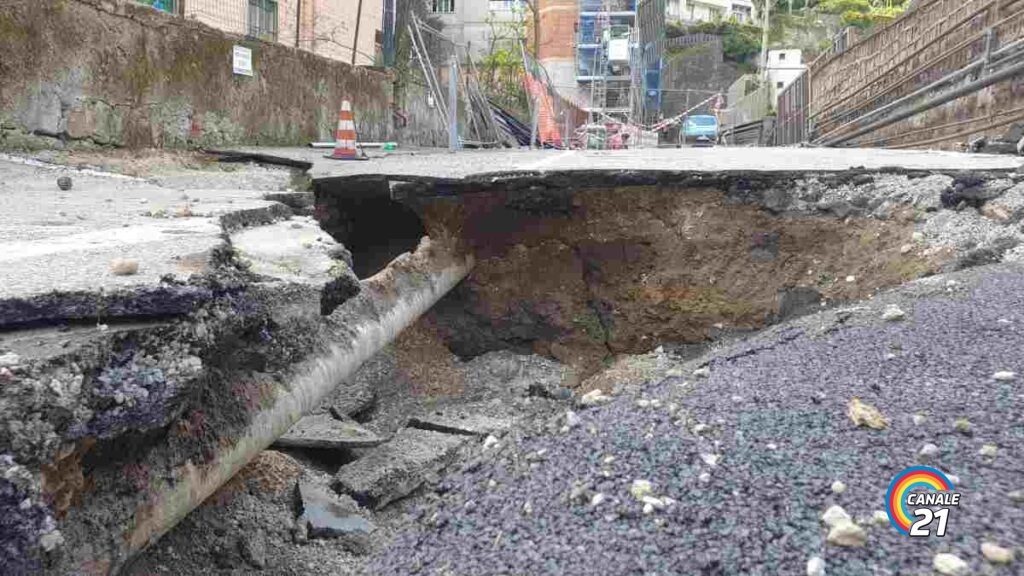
369 268 1024 575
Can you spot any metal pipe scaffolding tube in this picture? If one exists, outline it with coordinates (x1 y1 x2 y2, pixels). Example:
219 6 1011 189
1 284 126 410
72 238 474 574
824 57 1024 147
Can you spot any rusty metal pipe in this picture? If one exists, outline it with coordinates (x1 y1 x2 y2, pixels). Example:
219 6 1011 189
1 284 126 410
81 239 473 574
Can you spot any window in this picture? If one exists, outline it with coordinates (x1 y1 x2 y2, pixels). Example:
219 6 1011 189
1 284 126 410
776 81 784 89
432 0 455 13
249 0 278 41
778 53 786 61
489 0 515 11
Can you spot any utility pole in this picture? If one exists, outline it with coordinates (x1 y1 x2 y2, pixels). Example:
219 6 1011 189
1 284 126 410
522 0 541 59
760 0 771 81
351 0 364 65
449 55 459 152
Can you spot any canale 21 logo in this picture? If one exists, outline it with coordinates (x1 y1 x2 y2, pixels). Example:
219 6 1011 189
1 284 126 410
886 467 960 537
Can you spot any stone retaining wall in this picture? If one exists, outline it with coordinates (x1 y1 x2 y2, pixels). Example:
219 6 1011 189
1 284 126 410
0 0 439 150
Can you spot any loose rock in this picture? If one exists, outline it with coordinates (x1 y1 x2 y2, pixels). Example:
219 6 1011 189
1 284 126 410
110 258 140 276
57 176 72 191
806 556 825 576
918 443 940 461
831 481 847 494
933 553 969 576
630 479 653 501
693 367 711 378
993 370 1017 381
881 306 906 321
847 398 888 429
981 542 1015 564
822 505 852 527
826 521 867 547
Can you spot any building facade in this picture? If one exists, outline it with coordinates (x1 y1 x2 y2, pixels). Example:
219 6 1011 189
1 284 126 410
665 0 754 24
428 0 527 58
135 0 383 66
766 48 805 94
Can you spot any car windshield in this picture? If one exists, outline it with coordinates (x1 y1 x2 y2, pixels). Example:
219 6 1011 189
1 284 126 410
688 116 717 126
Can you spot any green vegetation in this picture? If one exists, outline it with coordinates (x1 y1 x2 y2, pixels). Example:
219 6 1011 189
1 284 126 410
814 0 911 30
667 20 764 65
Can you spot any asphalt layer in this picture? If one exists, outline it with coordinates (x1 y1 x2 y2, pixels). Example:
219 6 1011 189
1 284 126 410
369 265 1024 576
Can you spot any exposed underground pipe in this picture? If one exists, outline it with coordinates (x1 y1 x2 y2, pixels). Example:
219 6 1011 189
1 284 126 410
79 238 473 575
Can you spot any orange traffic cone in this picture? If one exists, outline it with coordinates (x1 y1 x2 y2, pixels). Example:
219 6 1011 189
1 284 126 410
325 100 366 161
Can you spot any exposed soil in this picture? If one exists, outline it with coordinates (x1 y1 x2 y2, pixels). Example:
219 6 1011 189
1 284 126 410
417 186 948 379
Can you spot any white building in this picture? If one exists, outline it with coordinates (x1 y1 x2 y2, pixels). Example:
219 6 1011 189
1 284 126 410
665 0 755 24
766 49 805 94
429 0 526 58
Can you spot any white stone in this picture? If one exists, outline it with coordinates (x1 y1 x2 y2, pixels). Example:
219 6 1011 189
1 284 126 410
899 244 913 254
0 353 20 367
487 479 497 489
981 542 1015 564
603 455 616 465
522 501 533 515
666 367 685 377
912 413 927 426
919 443 940 460
700 453 721 467
946 474 960 486
693 367 711 378
636 399 651 408
766 442 778 450
565 411 581 429
845 275 856 283
482 435 500 451
826 521 867 547
881 306 906 321
110 258 140 276
642 496 666 510
831 481 847 494
933 553 969 576
871 510 889 525
821 505 852 527
39 531 64 552
993 371 1017 381
980 444 998 458
590 493 606 507
692 423 709 435
912 231 925 242
642 502 655 515
806 556 825 576
580 389 611 407
698 472 711 483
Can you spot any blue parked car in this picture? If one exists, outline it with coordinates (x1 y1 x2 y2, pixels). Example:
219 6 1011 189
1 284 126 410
682 114 719 147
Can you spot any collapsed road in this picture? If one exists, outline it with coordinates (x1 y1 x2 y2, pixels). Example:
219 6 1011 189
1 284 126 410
1 149 1024 575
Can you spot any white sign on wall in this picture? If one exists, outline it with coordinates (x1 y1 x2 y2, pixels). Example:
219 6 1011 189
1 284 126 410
233 45 253 76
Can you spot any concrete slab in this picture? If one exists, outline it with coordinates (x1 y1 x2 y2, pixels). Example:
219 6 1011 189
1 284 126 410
274 414 384 450
230 146 1024 181
230 216 350 284
333 428 466 509
296 481 375 553
0 157 288 326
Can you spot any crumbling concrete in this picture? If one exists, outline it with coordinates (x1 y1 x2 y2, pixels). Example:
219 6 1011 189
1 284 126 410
274 414 384 450
333 428 468 509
